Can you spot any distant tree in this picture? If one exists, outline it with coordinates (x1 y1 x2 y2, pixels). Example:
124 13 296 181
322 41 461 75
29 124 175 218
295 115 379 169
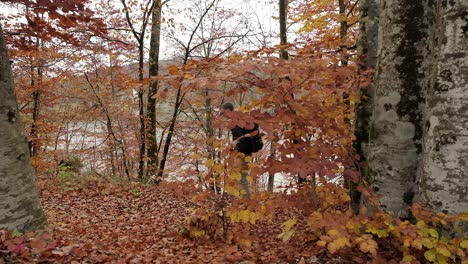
120 0 155 178
1 0 106 158
0 23 45 233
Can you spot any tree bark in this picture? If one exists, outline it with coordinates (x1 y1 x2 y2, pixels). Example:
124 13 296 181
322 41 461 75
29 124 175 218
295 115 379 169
0 23 46 233
146 0 162 179
367 0 434 217
279 0 289 60
352 0 379 211
419 0 468 214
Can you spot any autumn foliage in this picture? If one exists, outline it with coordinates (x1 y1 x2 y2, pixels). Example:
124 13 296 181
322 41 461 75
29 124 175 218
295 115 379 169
1 0 467 263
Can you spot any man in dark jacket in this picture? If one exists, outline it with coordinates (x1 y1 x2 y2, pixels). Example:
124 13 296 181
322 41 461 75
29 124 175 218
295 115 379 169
221 102 259 199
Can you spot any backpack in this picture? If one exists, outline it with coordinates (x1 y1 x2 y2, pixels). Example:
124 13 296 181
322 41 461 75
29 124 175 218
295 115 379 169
232 124 263 155
250 131 263 153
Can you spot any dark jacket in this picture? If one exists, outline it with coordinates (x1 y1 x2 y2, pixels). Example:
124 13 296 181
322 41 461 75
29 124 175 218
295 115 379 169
231 123 259 156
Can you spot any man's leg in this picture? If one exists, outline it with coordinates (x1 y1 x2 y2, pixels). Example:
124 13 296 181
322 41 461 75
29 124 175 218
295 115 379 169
239 154 251 199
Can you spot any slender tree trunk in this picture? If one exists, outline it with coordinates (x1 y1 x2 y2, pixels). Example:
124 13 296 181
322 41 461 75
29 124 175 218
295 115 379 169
157 0 215 178
30 35 43 157
268 0 289 192
279 0 288 60
0 24 46 233
30 88 40 156
419 0 468 214
121 0 154 178
338 0 349 66
204 88 219 192
146 0 162 179
367 0 434 217
137 44 146 178
157 86 182 177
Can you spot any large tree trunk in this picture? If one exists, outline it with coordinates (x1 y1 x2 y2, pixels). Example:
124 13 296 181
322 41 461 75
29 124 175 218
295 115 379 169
366 0 434 217
419 1 468 214
0 24 46 233
352 0 379 211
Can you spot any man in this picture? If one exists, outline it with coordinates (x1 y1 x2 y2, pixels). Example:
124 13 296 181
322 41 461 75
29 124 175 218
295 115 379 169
221 102 260 199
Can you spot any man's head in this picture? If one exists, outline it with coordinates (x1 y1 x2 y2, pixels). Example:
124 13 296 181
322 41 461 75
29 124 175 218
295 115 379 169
221 102 234 116
222 102 234 111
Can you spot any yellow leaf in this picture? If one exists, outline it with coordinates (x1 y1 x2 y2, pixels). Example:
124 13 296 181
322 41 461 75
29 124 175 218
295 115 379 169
424 249 436 262
428 228 439 238
436 246 451 257
282 218 297 231
460 239 468 249
213 163 224 174
317 240 327 247
231 171 241 181
239 210 250 223
327 229 339 236
190 229 205 238
240 238 252 247
230 211 239 222
278 229 295 242
335 237 350 248
359 242 369 253
422 238 434 249
225 185 240 197
416 220 426 229
168 65 179 75
411 238 423 250
402 255 414 262
205 159 214 167
249 211 257 225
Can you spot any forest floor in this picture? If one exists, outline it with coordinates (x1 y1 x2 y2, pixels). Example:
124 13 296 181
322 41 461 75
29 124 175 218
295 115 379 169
1 176 394 263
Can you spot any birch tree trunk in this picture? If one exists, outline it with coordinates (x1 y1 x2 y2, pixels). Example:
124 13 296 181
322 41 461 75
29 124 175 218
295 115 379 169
419 0 468 214
0 24 46 232
367 0 434 217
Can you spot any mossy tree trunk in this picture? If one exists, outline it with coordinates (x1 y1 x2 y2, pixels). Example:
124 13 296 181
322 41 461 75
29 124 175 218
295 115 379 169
0 23 46 233
419 0 468 214
360 0 467 218
352 0 379 212
365 0 434 217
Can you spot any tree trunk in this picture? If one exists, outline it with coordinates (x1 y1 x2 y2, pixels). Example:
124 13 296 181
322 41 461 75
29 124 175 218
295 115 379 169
267 0 289 192
338 0 349 66
146 0 162 179
158 85 182 178
0 24 46 233
279 0 289 60
419 0 468 214
367 0 434 217
352 0 379 211
137 43 146 178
